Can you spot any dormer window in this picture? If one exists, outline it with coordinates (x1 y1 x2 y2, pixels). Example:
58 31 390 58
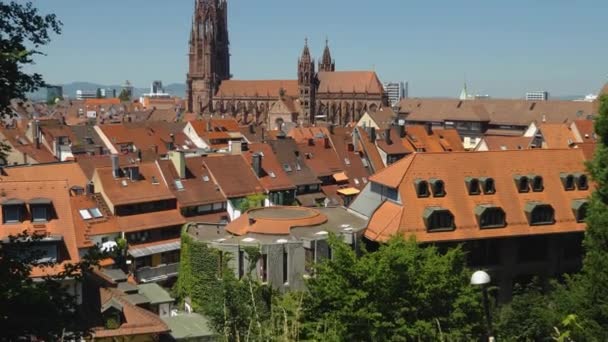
531 175 544 192
429 178 446 197
575 173 589 190
475 205 506 229
414 179 430 198
560 173 575 191
29 198 52 223
2 199 25 224
572 199 588 223
423 207 455 232
465 177 480 195
525 202 555 226
480 177 496 194
514 175 530 193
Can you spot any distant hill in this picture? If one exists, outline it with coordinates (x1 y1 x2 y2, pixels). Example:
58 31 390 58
28 82 186 101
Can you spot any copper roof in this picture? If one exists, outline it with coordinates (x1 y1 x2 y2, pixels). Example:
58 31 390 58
226 206 328 236
365 149 591 243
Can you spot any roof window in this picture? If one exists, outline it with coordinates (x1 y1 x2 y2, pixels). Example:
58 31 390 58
423 207 455 232
575 173 589 190
414 179 430 198
465 177 480 195
475 205 506 229
479 177 496 194
514 175 530 193
530 175 544 192
572 199 588 223
429 178 446 197
2 198 25 224
525 201 555 226
560 173 575 191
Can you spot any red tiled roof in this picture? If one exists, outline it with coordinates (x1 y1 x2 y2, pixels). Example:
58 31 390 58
217 80 298 98
317 71 384 94
539 123 576 148
202 154 264 198
226 206 327 236
244 143 295 192
482 136 534 151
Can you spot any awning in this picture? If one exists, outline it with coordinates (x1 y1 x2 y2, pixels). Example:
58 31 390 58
337 187 361 196
128 240 181 258
28 197 52 205
1 198 25 205
333 172 348 183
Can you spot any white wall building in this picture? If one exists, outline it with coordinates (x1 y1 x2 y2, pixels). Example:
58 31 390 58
526 91 549 101
383 81 407 106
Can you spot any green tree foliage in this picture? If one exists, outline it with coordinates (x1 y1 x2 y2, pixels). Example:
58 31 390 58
0 232 101 340
0 1 61 162
238 193 267 212
118 88 131 102
301 236 484 341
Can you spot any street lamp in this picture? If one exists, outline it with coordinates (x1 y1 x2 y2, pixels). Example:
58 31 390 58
471 270 495 342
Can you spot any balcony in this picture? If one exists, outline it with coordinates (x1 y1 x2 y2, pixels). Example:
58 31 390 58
136 263 179 283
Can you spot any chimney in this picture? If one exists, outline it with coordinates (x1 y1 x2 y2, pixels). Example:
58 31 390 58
369 127 376 143
249 124 255 134
398 123 406 138
86 181 95 196
111 154 120 178
252 153 263 177
229 140 242 155
170 150 186 179
137 149 142 161
169 133 176 150
324 136 331 149
425 122 433 135
385 128 392 145
33 120 40 149
308 138 314 146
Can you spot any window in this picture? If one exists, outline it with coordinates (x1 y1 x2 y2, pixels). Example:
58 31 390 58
560 173 575 191
238 250 245 279
480 177 496 194
575 173 589 190
531 175 544 192
414 179 430 198
305 245 315 274
465 177 480 195
259 254 268 283
282 250 288 284
475 205 506 229
32 206 48 222
423 207 455 232
572 199 588 223
514 175 530 193
2 204 23 224
525 202 555 226
429 178 446 197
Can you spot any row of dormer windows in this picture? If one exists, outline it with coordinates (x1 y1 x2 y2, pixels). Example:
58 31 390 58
2 198 52 224
415 173 588 198
423 199 587 232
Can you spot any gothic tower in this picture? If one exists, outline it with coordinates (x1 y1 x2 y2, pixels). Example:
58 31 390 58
186 0 230 114
318 39 335 72
298 39 316 125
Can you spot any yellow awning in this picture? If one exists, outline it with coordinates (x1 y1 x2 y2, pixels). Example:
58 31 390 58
333 172 349 182
337 187 361 196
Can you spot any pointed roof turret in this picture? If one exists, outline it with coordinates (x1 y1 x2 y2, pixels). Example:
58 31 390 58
459 82 469 101
300 37 312 64
319 38 335 72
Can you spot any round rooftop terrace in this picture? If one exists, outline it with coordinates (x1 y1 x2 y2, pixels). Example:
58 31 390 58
227 206 328 236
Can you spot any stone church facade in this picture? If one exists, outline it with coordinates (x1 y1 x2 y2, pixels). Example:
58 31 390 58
186 0 388 127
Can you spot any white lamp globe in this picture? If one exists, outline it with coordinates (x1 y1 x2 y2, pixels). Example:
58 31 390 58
470 270 491 286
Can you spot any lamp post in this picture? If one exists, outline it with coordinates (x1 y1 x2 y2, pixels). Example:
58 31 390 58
471 270 495 342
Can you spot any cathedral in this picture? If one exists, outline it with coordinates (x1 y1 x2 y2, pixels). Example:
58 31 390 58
186 0 387 128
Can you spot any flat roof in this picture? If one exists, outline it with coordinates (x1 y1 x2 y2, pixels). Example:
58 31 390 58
162 313 215 339
138 283 174 305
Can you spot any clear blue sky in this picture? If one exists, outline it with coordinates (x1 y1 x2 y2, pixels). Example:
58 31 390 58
30 0 608 97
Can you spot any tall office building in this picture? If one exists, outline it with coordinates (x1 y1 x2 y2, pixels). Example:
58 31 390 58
384 81 407 106
526 91 549 101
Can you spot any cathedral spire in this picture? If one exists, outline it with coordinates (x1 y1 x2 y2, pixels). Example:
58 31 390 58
300 37 312 64
319 37 335 72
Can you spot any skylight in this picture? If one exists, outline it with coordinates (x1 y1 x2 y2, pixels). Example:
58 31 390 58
89 208 103 218
283 164 292 172
174 179 185 191
344 158 351 165
354 178 360 185
269 171 276 178
79 209 92 220
202 175 210 182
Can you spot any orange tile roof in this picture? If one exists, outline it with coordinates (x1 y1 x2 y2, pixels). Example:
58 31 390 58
98 122 190 156
329 127 372 190
288 127 331 143
217 80 298 98
0 162 88 189
0 127 56 163
117 209 185 233
317 71 384 94
571 119 596 142
85 98 122 106
365 149 591 243
244 143 296 192
94 162 175 206
356 127 385 174
93 287 169 338
202 154 265 198
226 206 327 236
296 139 344 177
482 135 534 151
70 195 119 248
0 180 80 264
365 201 403 241
539 123 576 148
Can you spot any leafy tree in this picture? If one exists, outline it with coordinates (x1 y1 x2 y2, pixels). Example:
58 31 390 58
118 88 131 102
238 193 267 212
0 1 61 162
0 232 101 340
302 236 484 341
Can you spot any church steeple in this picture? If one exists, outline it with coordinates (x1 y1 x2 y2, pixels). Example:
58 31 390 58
319 38 335 72
186 0 230 114
298 38 316 125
